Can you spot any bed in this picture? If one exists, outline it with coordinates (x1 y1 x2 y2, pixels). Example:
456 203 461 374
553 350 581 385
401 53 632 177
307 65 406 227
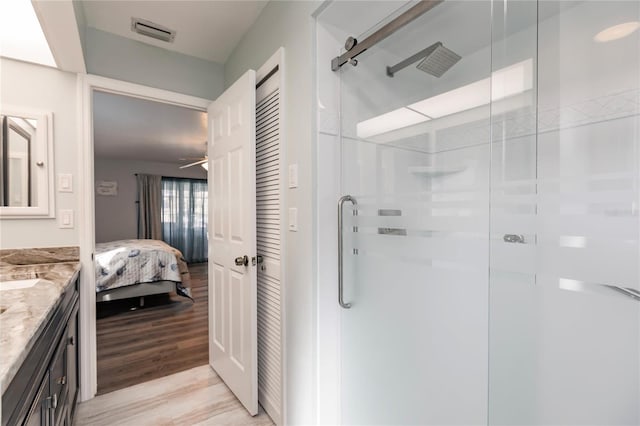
94 239 193 303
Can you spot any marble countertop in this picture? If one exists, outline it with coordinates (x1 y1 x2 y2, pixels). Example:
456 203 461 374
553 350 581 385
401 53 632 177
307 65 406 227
0 246 79 267
0 250 81 394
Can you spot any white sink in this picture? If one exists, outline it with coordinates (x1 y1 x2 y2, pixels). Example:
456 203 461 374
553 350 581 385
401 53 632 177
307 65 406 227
0 279 42 291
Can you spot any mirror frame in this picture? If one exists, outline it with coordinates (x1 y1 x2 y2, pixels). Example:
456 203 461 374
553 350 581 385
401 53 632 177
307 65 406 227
0 106 54 218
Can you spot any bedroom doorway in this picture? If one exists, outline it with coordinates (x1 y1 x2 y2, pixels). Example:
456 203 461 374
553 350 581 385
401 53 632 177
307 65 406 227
91 90 210 395
79 49 286 425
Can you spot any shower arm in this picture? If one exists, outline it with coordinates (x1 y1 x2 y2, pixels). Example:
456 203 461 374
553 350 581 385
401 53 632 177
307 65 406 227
386 42 442 77
331 0 443 71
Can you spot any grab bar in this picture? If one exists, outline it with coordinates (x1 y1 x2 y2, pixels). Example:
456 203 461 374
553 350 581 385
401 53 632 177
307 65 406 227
338 195 356 309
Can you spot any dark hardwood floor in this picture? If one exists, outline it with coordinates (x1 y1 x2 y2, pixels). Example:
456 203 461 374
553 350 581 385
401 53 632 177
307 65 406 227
96 263 208 395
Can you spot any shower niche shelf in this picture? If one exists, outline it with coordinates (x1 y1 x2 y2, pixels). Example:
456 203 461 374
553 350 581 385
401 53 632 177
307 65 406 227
408 166 466 177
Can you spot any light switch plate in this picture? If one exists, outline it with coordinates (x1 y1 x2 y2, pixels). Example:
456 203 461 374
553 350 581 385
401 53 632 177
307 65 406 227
58 174 73 192
288 164 298 188
59 209 74 229
288 207 298 232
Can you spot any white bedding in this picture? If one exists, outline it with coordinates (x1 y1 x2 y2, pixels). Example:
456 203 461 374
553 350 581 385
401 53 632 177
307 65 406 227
95 239 191 297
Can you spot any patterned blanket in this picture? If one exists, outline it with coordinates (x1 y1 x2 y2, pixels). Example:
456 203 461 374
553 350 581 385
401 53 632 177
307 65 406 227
95 239 192 299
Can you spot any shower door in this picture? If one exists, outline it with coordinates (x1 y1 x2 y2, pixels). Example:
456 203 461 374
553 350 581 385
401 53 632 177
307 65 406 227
338 2 493 424
336 0 640 424
488 1 640 424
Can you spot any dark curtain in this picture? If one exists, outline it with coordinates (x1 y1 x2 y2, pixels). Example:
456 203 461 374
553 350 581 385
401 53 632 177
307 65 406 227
136 174 163 239
161 177 208 263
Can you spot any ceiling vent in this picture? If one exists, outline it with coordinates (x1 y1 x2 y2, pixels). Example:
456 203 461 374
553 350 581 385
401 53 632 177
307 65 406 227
131 18 176 43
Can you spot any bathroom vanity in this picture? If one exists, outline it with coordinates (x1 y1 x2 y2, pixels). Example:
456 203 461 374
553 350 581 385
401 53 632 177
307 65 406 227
0 248 81 426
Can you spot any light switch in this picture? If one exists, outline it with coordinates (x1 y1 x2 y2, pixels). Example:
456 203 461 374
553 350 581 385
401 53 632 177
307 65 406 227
59 210 74 229
288 207 298 232
58 174 73 192
288 164 298 188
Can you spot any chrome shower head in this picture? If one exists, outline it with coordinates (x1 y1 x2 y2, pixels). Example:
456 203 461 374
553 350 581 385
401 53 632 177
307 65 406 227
416 43 461 77
387 41 461 78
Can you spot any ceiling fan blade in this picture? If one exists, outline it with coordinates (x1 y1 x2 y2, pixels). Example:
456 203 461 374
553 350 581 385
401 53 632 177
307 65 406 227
179 159 208 169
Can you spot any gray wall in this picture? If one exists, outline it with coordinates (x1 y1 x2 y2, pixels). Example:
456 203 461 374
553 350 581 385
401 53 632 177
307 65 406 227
72 0 87 57
224 1 320 424
85 27 224 100
94 157 206 243
0 58 80 248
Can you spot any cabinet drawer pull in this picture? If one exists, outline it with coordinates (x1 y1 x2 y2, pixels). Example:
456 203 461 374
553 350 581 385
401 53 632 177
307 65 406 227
57 376 67 385
68 336 75 346
46 393 58 409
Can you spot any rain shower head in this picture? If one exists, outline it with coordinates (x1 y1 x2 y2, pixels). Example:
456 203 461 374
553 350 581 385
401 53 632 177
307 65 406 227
387 42 461 78
416 43 461 77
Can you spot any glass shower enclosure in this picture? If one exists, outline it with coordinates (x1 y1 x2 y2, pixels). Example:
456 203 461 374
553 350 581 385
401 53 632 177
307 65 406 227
324 0 640 424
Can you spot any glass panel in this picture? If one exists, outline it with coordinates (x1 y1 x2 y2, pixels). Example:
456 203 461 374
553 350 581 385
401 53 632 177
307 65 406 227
339 1 492 424
330 0 640 423
487 0 539 423
489 1 640 424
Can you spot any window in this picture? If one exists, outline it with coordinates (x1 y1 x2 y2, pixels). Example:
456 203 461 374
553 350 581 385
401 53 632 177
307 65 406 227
161 177 208 263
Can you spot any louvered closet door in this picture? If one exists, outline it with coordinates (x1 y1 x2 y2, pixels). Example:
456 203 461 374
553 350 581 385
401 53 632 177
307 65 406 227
255 77 283 425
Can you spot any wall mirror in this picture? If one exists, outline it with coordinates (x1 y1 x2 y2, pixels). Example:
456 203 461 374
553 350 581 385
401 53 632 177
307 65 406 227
0 107 54 218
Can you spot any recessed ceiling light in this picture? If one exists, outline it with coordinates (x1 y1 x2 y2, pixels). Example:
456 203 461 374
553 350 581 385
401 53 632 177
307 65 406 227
0 0 56 67
594 21 640 43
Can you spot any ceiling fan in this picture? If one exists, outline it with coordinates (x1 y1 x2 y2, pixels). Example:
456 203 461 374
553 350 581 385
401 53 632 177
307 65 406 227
179 141 208 170
179 155 208 170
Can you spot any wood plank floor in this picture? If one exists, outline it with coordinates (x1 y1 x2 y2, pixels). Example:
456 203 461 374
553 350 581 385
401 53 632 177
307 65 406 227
76 365 274 426
97 263 209 395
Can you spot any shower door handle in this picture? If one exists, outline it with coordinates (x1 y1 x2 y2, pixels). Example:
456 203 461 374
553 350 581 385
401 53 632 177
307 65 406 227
338 195 357 309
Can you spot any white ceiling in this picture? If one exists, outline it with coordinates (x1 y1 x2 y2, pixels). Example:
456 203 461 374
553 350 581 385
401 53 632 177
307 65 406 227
93 91 207 163
81 1 268 63
0 0 56 67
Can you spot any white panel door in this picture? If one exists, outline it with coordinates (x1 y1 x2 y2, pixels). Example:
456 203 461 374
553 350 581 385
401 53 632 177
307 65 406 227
208 69 258 416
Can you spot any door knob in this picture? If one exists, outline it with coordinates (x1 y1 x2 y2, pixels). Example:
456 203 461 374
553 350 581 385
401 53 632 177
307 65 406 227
235 255 249 266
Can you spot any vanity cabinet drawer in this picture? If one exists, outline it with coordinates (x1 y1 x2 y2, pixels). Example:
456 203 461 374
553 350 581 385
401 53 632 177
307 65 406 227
1 276 80 426
23 373 50 426
49 333 68 426
65 313 78 421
